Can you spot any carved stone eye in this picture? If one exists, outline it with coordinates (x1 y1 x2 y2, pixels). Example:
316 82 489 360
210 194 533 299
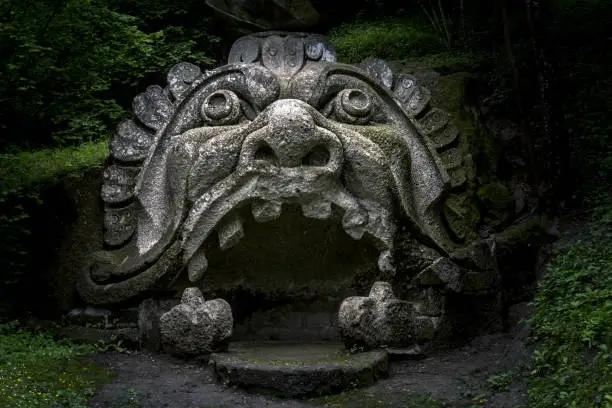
334 89 373 124
201 90 242 125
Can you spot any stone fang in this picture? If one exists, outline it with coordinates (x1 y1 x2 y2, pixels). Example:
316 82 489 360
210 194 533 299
378 249 395 275
252 200 282 222
341 209 368 239
187 248 208 282
301 200 332 219
218 216 244 250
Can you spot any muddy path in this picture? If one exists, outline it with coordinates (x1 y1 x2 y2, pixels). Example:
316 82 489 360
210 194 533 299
88 302 533 408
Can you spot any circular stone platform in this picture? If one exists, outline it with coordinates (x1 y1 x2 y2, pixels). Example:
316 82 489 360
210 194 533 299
210 342 388 398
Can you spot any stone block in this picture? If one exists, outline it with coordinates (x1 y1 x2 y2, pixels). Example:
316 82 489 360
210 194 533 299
338 281 415 349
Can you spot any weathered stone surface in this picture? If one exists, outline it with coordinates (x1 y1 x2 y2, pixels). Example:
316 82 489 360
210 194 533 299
100 165 139 204
103 205 135 246
211 342 388 398
450 238 498 272
132 85 172 131
138 299 176 351
414 257 465 291
167 62 202 101
110 120 155 162
427 122 460 150
444 193 480 241
159 287 233 357
232 307 340 342
338 281 415 349
359 58 394 89
393 74 432 117
415 287 445 317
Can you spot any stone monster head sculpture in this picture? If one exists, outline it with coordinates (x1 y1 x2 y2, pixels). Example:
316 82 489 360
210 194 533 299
78 32 469 305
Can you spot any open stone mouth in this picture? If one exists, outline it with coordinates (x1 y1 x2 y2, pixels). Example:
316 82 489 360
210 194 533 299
180 162 397 284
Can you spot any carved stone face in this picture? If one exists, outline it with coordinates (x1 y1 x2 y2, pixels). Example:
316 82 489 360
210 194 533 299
79 32 467 305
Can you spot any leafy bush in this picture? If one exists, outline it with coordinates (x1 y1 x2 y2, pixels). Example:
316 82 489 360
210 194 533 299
327 19 444 63
0 0 218 149
0 321 112 408
0 142 108 313
528 205 612 407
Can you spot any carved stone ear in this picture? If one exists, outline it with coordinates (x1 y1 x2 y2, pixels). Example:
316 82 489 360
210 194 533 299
132 85 173 131
358 58 394 89
228 36 261 64
167 62 202 101
393 73 431 118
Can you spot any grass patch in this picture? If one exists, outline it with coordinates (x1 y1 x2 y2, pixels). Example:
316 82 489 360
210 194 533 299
0 140 108 194
0 321 113 408
528 204 612 407
327 18 444 64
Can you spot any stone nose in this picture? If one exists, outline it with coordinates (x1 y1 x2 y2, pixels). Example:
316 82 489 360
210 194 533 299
239 100 343 171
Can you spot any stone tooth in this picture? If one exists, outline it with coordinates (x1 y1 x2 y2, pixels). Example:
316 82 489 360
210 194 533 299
252 200 282 223
341 209 368 239
378 249 396 276
218 216 244 251
188 249 208 283
301 200 332 219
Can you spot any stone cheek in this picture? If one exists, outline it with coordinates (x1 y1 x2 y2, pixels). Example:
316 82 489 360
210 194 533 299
159 288 233 357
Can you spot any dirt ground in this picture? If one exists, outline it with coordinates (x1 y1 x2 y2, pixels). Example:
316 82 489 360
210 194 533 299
88 302 533 408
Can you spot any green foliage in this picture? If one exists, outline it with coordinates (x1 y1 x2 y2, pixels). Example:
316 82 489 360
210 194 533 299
0 141 108 307
0 141 108 191
327 19 444 63
0 321 113 408
0 0 218 149
486 370 517 392
528 205 612 407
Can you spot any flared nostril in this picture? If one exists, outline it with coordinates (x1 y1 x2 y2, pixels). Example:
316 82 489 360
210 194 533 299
253 142 278 165
301 145 330 167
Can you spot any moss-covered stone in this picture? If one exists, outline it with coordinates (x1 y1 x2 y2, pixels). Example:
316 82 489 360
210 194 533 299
444 193 480 241
477 182 514 210
211 343 388 398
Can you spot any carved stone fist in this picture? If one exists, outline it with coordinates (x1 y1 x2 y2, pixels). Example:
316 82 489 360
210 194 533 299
159 287 233 357
338 281 414 350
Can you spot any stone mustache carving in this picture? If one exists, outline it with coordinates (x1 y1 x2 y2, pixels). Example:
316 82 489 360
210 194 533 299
78 32 469 305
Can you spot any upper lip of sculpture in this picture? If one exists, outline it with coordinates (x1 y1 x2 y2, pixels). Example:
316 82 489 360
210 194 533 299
180 159 396 284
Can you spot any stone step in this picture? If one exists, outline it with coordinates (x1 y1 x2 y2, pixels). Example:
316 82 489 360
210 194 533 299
210 341 388 399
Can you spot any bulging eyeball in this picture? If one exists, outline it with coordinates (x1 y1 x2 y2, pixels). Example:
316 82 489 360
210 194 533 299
333 88 373 124
201 90 242 125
